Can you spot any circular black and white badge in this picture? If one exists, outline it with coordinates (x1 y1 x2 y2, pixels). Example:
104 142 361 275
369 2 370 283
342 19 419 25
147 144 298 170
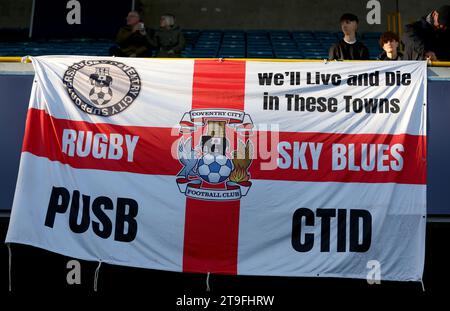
63 60 141 116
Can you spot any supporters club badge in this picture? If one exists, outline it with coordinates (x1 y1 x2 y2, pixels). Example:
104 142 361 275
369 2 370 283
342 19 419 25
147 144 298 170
63 60 141 116
176 109 254 201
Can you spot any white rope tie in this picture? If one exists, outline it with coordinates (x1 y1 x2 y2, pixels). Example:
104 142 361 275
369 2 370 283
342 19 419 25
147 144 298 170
420 279 425 292
206 272 211 292
94 261 102 292
7 243 12 292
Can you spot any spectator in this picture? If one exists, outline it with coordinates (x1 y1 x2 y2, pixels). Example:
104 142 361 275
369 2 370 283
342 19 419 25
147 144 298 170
377 31 403 60
110 11 154 57
329 13 370 60
154 14 185 57
402 5 450 61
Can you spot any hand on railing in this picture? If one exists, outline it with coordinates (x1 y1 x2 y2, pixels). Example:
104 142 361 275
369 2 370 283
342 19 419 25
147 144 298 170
21 56 31 63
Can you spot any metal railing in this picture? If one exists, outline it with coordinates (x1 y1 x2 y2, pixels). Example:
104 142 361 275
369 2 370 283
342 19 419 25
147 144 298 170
1 56 450 67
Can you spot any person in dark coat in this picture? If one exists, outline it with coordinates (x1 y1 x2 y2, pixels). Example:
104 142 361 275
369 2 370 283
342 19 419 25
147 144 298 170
154 14 185 57
329 13 370 60
110 11 154 57
377 31 403 60
402 5 450 61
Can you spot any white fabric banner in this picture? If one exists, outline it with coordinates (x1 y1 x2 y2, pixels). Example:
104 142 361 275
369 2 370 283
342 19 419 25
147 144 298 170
6 56 427 281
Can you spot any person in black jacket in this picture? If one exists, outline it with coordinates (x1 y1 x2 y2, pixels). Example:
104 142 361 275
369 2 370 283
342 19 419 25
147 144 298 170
329 13 370 60
110 11 154 57
154 14 185 57
402 5 450 61
377 31 403 60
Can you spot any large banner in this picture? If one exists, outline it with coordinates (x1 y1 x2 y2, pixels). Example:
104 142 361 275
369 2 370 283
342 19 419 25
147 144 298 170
6 56 427 281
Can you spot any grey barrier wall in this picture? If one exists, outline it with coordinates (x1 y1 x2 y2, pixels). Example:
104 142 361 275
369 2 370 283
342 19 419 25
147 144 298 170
2 0 449 32
0 71 449 215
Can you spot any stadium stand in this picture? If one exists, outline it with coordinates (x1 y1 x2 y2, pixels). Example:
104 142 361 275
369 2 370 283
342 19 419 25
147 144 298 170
0 30 383 59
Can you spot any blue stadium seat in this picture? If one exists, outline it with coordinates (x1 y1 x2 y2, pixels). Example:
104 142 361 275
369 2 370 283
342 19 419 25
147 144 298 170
0 30 384 59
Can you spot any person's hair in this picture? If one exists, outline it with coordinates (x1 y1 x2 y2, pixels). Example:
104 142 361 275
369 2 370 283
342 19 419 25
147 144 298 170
340 13 359 23
161 14 175 26
379 31 399 48
129 10 143 21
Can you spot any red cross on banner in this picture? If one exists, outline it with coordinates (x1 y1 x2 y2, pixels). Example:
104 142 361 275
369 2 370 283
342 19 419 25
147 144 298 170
182 60 246 274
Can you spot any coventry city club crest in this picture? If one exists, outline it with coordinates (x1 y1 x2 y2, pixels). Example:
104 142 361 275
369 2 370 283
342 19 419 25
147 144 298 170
176 109 254 201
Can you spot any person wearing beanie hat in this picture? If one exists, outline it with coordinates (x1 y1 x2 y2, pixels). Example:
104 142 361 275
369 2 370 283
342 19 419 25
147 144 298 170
402 5 450 61
329 13 370 60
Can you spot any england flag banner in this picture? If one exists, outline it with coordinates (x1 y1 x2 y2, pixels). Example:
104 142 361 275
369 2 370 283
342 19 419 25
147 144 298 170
6 56 427 281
